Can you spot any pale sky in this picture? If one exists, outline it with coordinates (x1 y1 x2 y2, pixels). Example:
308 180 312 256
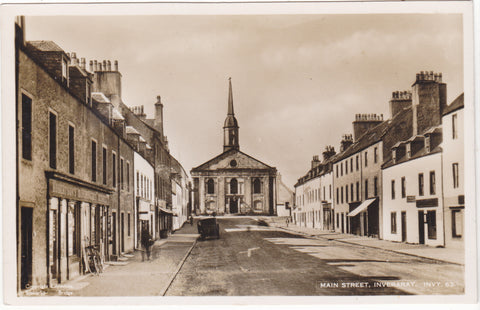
26 14 463 188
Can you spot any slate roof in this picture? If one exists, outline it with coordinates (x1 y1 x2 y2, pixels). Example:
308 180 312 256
334 106 413 163
443 93 464 116
382 126 443 169
27 40 65 52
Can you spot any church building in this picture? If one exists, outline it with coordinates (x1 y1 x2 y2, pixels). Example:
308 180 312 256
191 79 277 215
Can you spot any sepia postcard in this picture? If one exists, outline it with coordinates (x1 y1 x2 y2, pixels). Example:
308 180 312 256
0 0 477 307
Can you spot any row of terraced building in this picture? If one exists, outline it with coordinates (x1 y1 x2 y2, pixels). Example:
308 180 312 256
15 17 192 292
293 71 464 251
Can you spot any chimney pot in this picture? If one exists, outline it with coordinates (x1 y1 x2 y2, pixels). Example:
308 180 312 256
89 60 93 72
94 60 98 71
80 58 86 69
114 60 118 71
107 60 111 71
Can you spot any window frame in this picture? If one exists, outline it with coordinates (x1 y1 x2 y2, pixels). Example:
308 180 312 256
418 173 424 196
48 110 58 169
21 92 33 161
68 123 75 175
391 212 397 234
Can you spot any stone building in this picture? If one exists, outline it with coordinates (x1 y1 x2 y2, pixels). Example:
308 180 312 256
332 71 447 239
191 79 277 215
16 19 136 291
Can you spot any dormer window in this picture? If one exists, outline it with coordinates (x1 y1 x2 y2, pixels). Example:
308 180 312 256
406 143 411 159
392 149 396 164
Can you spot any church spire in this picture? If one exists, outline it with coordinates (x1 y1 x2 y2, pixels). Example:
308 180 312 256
228 77 234 115
223 77 239 152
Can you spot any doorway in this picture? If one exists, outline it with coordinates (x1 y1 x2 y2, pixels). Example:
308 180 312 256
20 207 33 290
401 211 407 242
229 199 238 214
418 211 425 244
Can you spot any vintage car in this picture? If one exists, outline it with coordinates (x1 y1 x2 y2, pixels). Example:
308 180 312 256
197 217 220 240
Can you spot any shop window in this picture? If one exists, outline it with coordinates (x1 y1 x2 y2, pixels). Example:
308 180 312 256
21 94 32 160
451 209 463 238
426 210 437 239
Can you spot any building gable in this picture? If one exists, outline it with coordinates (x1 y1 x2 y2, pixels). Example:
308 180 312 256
192 150 275 172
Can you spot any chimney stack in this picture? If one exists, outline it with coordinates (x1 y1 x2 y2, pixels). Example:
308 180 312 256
389 90 412 118
340 134 353 152
412 70 446 135
322 145 336 161
80 57 86 70
311 155 321 169
154 95 164 137
352 113 383 141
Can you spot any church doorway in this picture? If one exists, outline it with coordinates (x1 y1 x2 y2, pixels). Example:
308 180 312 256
229 199 238 214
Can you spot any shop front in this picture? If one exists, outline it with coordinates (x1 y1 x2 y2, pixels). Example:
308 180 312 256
46 172 112 287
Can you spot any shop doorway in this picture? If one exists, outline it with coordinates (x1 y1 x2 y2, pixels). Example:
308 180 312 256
401 211 407 242
121 212 125 253
20 207 33 290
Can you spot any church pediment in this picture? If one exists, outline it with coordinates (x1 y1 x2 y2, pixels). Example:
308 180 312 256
192 150 275 172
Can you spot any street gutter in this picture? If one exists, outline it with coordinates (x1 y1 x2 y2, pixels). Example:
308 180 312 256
160 238 198 296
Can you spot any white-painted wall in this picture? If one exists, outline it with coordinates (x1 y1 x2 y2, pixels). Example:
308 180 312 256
382 152 444 247
133 152 154 248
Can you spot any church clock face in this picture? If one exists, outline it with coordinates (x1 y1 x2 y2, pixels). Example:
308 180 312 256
230 159 237 167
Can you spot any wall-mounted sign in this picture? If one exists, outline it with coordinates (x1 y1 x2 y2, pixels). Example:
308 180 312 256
407 196 416 203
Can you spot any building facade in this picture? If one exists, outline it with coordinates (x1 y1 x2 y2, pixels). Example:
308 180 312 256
293 146 336 230
191 79 277 215
133 151 155 249
382 127 444 246
441 94 464 249
16 25 136 290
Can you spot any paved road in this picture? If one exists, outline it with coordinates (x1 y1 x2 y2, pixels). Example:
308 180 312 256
166 217 464 296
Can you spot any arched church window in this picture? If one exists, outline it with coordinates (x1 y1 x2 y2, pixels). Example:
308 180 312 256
253 178 262 194
206 178 215 194
230 178 238 194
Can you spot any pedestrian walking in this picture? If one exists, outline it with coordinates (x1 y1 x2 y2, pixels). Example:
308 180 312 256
286 217 290 227
189 215 194 226
141 225 153 261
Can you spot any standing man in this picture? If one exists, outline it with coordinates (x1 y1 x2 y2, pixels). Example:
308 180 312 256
141 224 152 261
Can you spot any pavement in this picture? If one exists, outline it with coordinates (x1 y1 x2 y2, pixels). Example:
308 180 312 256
262 216 464 265
54 223 199 296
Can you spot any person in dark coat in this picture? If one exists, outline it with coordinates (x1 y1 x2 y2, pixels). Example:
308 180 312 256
141 225 152 261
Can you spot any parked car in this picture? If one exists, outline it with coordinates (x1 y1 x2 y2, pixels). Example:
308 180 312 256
197 218 220 240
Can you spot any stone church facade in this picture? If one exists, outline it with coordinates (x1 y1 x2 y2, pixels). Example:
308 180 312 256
191 79 277 216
